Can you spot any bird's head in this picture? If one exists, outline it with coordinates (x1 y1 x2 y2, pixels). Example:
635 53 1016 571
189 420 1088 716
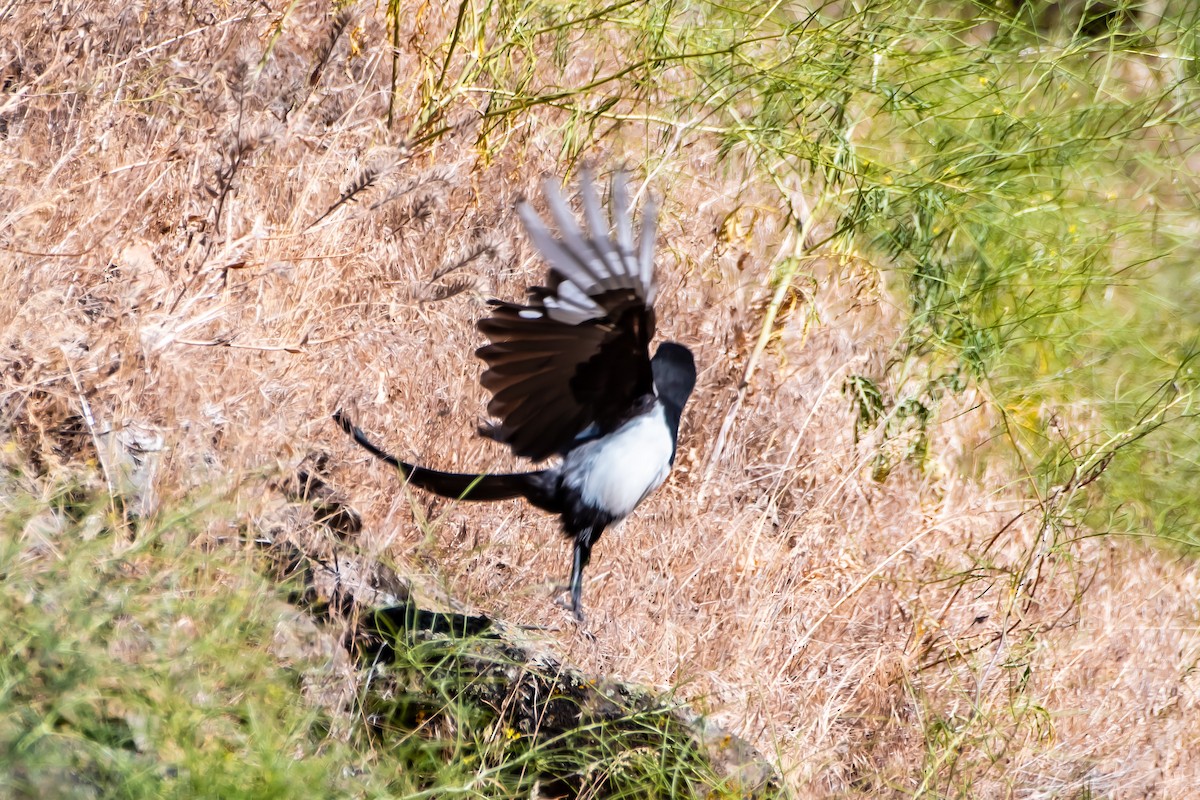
651 342 696 412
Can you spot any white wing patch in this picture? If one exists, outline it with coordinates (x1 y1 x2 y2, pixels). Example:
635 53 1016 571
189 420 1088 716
544 278 605 324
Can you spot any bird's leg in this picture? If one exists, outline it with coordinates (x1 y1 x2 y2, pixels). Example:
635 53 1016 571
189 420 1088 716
551 528 598 623
567 538 593 622
554 521 605 623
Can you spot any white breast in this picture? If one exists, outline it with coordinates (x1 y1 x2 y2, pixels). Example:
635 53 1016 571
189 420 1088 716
562 403 673 519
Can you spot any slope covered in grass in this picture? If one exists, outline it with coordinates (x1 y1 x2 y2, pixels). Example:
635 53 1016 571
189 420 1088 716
3 0 1200 796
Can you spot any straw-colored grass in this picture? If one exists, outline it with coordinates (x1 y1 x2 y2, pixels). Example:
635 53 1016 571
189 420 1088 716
4 1 1200 796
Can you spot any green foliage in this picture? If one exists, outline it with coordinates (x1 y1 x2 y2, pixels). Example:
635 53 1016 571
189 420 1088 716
843 8 1200 544
0 490 368 798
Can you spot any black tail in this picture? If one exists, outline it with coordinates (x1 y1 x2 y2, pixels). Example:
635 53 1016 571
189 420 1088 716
332 411 557 507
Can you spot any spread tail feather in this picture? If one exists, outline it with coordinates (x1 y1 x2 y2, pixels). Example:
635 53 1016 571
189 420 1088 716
332 411 558 508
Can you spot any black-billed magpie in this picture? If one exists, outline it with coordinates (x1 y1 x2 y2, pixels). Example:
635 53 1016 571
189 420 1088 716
334 169 696 621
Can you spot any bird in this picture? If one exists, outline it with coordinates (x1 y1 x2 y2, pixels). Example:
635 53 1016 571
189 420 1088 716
334 168 696 622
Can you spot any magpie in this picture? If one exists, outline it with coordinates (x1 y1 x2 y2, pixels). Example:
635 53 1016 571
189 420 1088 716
334 168 696 622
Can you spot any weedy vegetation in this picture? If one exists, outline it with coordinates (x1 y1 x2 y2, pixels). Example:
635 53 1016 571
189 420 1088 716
3 0 1200 796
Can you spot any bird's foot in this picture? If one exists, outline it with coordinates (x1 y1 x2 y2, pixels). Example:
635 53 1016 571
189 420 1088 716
552 589 587 625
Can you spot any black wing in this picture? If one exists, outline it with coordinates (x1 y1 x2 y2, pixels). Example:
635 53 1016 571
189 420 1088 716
476 169 659 462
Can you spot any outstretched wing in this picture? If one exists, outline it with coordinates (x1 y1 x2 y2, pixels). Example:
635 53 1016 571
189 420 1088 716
476 169 659 462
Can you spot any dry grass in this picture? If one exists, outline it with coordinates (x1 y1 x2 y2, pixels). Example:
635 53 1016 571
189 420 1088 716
3 2 1200 796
